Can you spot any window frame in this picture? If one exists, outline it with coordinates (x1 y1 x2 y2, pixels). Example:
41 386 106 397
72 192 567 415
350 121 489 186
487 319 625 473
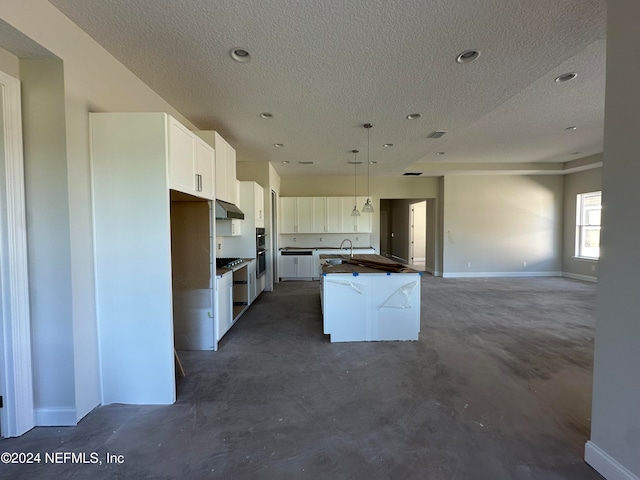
575 190 601 260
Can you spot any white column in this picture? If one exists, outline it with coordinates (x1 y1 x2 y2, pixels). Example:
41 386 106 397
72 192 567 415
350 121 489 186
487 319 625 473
586 1 640 479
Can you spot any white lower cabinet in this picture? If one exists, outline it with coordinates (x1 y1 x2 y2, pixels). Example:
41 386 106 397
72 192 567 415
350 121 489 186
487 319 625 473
249 259 257 302
216 272 233 341
322 273 421 342
279 251 315 279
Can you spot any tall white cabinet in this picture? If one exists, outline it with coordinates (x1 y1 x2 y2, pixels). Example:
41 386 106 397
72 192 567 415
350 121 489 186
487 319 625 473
91 112 216 405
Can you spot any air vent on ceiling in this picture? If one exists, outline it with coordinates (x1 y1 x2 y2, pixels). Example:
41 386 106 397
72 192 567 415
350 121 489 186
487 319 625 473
428 131 448 139
403 172 423 176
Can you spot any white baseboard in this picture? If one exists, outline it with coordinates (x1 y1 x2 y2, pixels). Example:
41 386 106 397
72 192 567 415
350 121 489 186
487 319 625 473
563 272 598 282
35 407 77 426
442 271 562 278
585 441 639 480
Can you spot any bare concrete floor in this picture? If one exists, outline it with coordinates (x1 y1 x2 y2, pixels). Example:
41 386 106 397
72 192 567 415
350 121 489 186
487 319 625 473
0 277 602 479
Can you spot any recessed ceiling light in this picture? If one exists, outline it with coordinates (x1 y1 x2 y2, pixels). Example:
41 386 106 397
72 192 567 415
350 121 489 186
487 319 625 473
436 152 445 155
406 113 421 120
383 143 394 148
299 161 313 165
565 126 577 130
348 161 363 165
273 143 284 148
370 161 378 164
282 161 290 164
456 50 480 64
230 48 251 63
555 72 577 83
260 112 273 119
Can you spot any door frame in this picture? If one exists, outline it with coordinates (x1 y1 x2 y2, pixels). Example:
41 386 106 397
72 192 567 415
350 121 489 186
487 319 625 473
0 69 35 437
409 200 427 264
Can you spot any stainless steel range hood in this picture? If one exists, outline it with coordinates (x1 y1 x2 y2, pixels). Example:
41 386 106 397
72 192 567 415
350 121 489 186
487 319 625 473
215 199 244 220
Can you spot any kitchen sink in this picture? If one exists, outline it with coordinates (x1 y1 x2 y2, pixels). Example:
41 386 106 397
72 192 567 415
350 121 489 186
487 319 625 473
325 258 345 265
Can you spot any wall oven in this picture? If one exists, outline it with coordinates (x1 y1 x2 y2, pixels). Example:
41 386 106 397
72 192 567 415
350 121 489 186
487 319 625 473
256 228 267 277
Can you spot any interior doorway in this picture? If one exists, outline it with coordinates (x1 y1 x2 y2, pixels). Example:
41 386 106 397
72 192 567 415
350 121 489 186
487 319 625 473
380 198 434 274
409 200 427 270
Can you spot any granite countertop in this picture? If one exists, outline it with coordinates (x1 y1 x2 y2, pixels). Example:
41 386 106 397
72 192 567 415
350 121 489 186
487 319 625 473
320 254 418 274
215 258 254 277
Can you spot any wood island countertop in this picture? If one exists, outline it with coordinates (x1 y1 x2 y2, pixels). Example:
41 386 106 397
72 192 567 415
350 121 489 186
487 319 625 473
320 254 419 274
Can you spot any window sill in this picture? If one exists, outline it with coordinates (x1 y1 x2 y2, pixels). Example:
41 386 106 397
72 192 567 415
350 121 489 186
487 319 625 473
573 256 598 262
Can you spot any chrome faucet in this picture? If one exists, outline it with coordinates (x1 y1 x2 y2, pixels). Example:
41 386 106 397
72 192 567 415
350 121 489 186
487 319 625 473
339 238 353 258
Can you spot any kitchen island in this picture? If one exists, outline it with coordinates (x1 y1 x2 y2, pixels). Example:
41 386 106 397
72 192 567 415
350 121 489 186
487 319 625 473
320 254 421 342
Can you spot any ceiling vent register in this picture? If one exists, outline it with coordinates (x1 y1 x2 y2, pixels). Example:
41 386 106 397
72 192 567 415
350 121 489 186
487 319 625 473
428 131 448 139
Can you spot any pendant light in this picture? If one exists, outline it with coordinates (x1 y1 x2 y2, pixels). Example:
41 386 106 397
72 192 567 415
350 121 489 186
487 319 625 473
362 123 374 213
350 150 361 217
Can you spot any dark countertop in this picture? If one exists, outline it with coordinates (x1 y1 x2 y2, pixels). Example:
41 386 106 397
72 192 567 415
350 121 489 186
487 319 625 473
280 246 375 251
320 254 419 275
215 258 254 277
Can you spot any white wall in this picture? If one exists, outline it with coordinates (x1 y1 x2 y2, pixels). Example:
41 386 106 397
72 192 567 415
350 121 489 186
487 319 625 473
442 175 563 277
0 46 19 78
586 1 640 478
20 58 77 425
0 0 200 424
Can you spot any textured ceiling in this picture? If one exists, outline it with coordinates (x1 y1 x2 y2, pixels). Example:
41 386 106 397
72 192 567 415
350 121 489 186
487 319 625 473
49 0 607 177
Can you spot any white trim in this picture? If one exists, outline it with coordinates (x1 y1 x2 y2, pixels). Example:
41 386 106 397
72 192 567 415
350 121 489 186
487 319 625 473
0 70 35 438
572 256 598 263
585 441 640 480
563 272 597 283
34 408 77 427
442 271 562 278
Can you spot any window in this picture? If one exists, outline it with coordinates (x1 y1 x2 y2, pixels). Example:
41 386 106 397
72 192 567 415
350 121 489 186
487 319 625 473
575 191 601 259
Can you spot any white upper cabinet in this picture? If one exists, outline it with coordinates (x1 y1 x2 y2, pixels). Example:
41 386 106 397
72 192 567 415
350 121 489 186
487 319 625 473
227 144 238 204
167 117 215 200
341 196 359 232
254 182 265 228
280 197 314 233
194 137 215 199
313 197 327 233
340 196 372 232
280 197 297 233
214 136 228 202
326 197 343 233
356 197 372 232
280 196 373 234
168 117 196 194
296 197 313 233
195 131 238 204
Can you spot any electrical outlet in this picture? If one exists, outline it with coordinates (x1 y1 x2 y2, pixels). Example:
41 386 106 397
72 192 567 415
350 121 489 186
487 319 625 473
320 237 323 242
293 237 297 242
591 265 596 272
467 262 471 268
523 261 527 267
217 243 222 250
